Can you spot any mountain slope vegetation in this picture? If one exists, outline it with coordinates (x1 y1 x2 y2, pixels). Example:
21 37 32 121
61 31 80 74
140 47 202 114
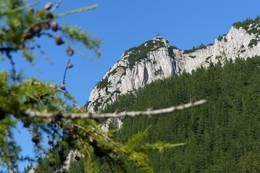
104 56 260 173
32 57 260 173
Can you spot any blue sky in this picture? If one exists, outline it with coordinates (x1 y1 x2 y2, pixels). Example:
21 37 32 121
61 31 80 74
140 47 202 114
1 0 259 171
57 0 260 105
1 0 260 106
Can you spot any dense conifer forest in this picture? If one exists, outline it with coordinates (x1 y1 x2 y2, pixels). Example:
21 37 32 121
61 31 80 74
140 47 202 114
33 56 260 173
106 56 260 173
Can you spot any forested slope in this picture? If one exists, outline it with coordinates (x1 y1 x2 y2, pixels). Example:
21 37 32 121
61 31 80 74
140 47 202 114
32 57 260 173
105 56 260 173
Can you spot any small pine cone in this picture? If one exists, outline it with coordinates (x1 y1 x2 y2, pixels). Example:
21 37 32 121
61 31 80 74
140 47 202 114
33 24 42 33
46 12 54 20
32 136 40 145
66 47 74 56
51 22 58 32
67 63 74 69
44 2 53 11
55 36 64 45
59 84 66 90
42 21 50 30
23 32 33 40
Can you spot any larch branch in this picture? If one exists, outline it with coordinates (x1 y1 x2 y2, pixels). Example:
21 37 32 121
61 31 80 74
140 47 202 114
26 100 207 121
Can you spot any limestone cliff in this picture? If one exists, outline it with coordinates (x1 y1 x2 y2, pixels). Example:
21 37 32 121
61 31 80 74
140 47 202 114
87 18 260 113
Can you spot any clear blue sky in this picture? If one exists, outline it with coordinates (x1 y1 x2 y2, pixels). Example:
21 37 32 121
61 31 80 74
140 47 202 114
1 0 259 171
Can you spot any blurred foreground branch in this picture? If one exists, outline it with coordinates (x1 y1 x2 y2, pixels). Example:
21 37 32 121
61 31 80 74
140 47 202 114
26 99 207 121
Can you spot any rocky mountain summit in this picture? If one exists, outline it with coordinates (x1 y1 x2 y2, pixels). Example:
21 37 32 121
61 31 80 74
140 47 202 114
87 17 260 113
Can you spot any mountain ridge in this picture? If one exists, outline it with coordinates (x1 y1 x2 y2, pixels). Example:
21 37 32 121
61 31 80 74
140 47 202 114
87 17 260 113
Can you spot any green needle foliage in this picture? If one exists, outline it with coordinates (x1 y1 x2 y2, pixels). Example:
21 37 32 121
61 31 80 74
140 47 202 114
0 1 184 173
61 25 101 56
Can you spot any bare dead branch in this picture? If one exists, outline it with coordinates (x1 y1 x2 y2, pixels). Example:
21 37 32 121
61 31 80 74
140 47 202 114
62 58 71 85
0 47 17 52
52 0 63 11
26 100 207 121
6 52 17 81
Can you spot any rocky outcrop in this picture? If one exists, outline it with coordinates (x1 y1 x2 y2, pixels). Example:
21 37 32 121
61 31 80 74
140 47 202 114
87 37 180 112
87 19 260 113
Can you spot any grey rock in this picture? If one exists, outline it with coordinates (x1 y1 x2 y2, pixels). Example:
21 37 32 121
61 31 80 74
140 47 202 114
87 27 260 115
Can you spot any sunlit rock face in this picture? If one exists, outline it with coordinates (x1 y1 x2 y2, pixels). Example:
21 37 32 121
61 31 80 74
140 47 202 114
87 37 179 113
87 20 260 114
178 27 260 73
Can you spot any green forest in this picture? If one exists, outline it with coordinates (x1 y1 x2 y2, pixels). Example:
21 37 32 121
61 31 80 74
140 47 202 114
106 56 260 173
33 56 260 173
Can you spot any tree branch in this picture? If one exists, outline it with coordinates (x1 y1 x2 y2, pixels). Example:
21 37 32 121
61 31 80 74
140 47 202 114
62 58 71 85
52 0 63 11
0 47 17 52
6 51 17 81
26 100 207 121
